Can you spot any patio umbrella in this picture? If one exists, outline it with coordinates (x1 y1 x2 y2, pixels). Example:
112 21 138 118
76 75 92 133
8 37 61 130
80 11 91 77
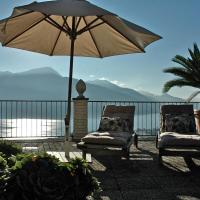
0 0 161 152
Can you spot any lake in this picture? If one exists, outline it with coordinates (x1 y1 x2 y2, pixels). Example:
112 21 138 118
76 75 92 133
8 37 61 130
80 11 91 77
0 113 160 138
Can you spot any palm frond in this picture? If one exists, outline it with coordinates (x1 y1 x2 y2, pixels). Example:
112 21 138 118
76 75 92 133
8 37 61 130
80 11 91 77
162 78 200 93
163 43 200 93
163 67 200 82
172 55 193 70
193 43 200 57
188 48 196 62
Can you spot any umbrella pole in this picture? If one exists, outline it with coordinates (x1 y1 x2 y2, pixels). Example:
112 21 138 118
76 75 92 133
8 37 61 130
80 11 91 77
65 38 75 139
65 17 76 158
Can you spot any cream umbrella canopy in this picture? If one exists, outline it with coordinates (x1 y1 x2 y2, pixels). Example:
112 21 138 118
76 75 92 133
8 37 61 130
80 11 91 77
0 0 161 150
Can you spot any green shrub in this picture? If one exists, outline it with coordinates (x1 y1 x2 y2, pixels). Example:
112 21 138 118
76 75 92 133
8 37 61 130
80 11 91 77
0 155 10 196
70 158 101 199
1 153 100 200
0 141 22 158
0 141 22 197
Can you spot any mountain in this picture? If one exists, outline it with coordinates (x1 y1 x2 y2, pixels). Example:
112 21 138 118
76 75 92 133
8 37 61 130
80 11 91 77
87 80 151 101
19 67 61 76
139 90 184 102
88 80 184 102
0 67 184 101
0 67 67 100
0 71 13 76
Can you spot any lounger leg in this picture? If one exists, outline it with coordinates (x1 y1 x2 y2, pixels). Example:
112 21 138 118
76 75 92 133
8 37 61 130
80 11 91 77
125 148 130 160
126 150 130 160
81 149 86 160
134 134 138 148
158 148 163 165
156 135 158 149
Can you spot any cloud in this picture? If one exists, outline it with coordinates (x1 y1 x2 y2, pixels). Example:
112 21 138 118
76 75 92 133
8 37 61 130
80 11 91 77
98 77 126 87
110 80 126 87
134 86 144 91
89 74 95 78
99 77 107 80
110 80 119 85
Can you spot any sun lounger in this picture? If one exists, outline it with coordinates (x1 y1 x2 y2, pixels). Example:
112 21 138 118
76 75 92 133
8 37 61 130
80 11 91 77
78 105 138 158
156 104 200 164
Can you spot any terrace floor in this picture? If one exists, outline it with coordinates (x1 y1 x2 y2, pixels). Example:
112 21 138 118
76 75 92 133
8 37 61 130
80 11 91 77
10 138 200 200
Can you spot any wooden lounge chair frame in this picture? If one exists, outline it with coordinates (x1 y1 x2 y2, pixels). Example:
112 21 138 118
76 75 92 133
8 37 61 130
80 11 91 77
156 104 200 164
78 105 138 158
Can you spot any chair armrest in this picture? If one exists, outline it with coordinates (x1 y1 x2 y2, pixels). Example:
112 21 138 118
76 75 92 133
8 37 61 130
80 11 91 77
156 131 161 149
132 131 138 148
131 130 136 136
126 131 137 151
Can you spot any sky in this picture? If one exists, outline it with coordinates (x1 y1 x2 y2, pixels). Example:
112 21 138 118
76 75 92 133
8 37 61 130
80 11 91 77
0 0 200 99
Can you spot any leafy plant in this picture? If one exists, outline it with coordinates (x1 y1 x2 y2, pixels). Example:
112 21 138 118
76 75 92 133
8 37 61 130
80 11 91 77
1 153 100 200
0 155 10 196
163 43 200 100
70 158 101 199
0 141 22 197
0 141 22 158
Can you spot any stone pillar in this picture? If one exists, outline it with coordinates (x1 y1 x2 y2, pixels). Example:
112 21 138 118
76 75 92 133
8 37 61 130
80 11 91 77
73 79 89 141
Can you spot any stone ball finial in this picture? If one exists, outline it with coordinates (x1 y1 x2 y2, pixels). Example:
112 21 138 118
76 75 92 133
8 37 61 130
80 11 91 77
76 79 86 99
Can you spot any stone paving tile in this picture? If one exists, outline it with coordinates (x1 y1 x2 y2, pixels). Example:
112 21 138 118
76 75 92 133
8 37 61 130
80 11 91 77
94 191 124 200
175 195 200 200
153 176 199 191
123 189 176 200
117 176 160 191
96 176 119 191
123 189 200 200
165 188 200 200
190 176 200 190
111 164 142 178
123 190 147 200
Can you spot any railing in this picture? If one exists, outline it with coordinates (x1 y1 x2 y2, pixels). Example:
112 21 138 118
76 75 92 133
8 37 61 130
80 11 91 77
0 100 67 138
0 100 200 138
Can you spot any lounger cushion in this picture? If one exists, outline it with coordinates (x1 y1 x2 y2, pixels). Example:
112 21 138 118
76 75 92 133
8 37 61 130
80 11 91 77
158 132 200 148
81 131 131 146
161 114 196 134
110 113 133 131
98 117 130 132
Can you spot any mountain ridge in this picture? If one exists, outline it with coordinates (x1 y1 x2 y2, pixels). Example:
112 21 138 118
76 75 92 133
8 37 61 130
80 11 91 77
0 67 184 101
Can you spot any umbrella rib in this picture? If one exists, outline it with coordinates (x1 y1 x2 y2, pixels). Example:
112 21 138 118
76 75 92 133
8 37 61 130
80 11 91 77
77 16 102 35
3 16 48 46
50 21 66 56
99 17 145 53
75 17 82 31
78 21 105 35
62 16 71 33
45 18 66 33
82 17 103 58
45 16 70 35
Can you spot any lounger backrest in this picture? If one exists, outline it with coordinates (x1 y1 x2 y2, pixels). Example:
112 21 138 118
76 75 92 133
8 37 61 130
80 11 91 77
160 104 196 133
102 105 135 131
161 104 194 115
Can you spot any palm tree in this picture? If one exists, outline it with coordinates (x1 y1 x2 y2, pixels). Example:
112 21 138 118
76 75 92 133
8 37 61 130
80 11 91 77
163 43 200 101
